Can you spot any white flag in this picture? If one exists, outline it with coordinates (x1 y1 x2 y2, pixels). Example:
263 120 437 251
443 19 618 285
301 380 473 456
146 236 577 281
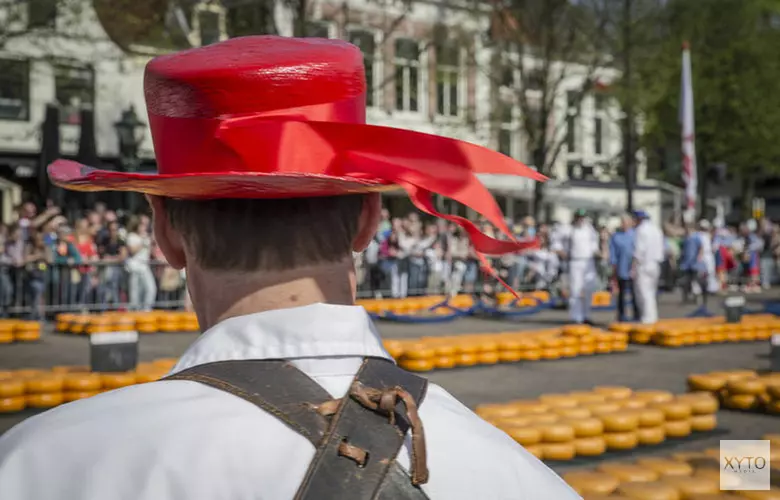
680 42 697 222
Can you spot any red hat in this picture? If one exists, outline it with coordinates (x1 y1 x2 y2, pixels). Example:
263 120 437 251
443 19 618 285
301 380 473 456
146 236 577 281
49 36 542 282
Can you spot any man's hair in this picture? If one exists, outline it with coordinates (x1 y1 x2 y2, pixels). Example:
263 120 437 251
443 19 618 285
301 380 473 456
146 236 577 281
162 195 366 272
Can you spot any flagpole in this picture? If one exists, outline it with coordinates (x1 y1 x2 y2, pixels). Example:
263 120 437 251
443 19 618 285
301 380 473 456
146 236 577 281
681 41 698 223
623 0 634 212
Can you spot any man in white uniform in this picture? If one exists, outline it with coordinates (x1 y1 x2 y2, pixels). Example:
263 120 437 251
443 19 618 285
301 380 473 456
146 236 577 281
633 210 665 324
567 209 599 324
0 37 578 500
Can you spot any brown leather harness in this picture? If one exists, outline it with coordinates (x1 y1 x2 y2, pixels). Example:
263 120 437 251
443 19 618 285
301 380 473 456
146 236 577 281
165 357 431 499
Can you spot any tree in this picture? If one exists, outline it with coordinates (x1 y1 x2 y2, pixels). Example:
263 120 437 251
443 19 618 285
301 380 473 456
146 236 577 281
484 0 614 219
637 0 780 218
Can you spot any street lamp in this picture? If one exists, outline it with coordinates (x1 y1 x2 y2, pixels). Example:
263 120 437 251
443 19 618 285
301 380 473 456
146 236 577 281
114 105 146 213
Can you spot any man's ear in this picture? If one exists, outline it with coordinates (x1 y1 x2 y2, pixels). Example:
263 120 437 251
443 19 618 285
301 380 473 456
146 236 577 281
352 193 382 253
147 195 187 270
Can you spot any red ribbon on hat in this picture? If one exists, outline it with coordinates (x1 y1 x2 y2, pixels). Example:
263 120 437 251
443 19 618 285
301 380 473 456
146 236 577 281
148 94 544 297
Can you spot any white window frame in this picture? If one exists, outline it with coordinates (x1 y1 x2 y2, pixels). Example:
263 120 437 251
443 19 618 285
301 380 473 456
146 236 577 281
347 26 381 108
394 38 423 114
435 43 462 118
593 93 608 158
193 2 227 47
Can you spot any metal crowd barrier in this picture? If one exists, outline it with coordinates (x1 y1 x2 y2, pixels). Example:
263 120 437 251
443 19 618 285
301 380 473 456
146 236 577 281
0 261 187 318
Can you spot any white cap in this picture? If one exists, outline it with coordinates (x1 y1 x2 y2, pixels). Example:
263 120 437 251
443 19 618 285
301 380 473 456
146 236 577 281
698 219 711 230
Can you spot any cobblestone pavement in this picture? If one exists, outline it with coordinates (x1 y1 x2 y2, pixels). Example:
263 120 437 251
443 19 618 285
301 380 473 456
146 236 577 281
1 292 777 476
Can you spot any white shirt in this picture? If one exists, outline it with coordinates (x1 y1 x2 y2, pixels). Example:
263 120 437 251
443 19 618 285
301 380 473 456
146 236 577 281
634 220 665 267
568 223 599 260
0 303 578 500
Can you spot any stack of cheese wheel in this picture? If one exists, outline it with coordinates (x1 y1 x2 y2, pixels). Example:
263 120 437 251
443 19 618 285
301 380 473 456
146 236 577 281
476 386 717 461
564 440 780 500
135 312 159 334
612 314 779 347
0 358 180 413
688 369 780 415
388 326 629 372
0 320 42 343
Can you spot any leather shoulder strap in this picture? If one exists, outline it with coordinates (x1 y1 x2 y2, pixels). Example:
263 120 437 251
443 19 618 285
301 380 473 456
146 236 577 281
295 358 429 500
164 358 430 500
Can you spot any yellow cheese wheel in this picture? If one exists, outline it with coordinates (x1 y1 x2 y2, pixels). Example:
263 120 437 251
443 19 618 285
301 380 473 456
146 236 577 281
690 414 717 432
636 426 666 446
616 482 681 500
634 390 675 404
569 392 608 404
597 462 660 482
632 408 665 427
599 411 640 432
604 431 638 450
687 374 727 392
535 423 575 443
621 399 649 410
726 378 765 395
477 351 499 365
399 358 435 372
523 444 543 460
14 330 41 342
541 347 562 360
135 371 166 383
403 345 435 360
498 350 524 363
540 442 576 461
610 323 634 333
560 346 580 358
563 324 591 336
585 402 622 414
721 370 758 381
504 426 542 446
26 392 64 408
475 404 519 418
722 394 759 410
523 349 542 361
0 396 26 413
525 414 560 425
494 416 534 428
664 420 692 438
635 457 693 476
736 489 780 500
25 376 64 394
578 344 596 355
383 341 404 359
564 417 604 438
152 358 178 370
562 471 619 495
433 356 455 369
432 344 456 357
455 353 479 367
559 336 579 347
0 379 25 397
509 401 550 414
553 407 592 419
541 337 564 348
676 393 719 415
63 391 99 402
0 331 13 343
100 373 137 390
594 342 612 354
14 369 46 379
652 401 693 421
539 394 579 408
63 373 102 392
574 436 607 457
660 475 719 497
594 386 633 400
767 383 780 400
767 400 780 414
0 371 11 380
612 342 628 352
632 332 654 344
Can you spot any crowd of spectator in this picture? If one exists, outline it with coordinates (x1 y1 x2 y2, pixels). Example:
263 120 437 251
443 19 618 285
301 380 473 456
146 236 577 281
0 201 187 318
1 198 777 318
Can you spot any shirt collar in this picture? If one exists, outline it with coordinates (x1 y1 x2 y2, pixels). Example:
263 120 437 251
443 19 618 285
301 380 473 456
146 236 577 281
171 303 391 374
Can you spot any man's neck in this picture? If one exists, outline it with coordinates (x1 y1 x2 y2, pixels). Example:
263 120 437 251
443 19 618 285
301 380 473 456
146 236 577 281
189 259 357 331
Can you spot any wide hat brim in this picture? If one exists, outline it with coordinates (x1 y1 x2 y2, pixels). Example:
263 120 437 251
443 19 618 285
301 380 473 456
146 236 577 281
48 159 396 199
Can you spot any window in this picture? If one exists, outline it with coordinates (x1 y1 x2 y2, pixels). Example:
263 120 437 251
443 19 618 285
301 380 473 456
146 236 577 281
500 65 514 88
498 104 514 157
199 11 221 46
394 38 420 112
436 43 459 117
305 21 330 38
28 0 56 29
349 30 376 107
54 65 94 125
226 2 275 37
526 68 544 91
594 116 603 155
0 59 29 121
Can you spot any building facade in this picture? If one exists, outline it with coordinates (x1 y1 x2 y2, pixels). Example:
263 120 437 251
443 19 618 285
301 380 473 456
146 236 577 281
0 0 666 224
